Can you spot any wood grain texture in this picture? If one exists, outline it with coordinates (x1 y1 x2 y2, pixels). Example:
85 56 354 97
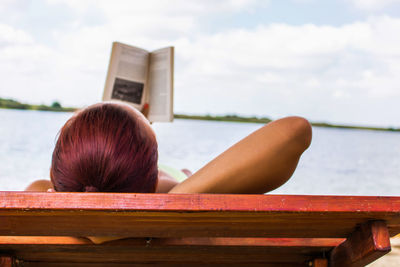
1 192 400 238
0 256 12 267
2 192 400 212
312 258 328 267
0 237 340 265
0 193 399 266
0 243 332 265
329 220 391 267
0 236 342 265
18 263 307 267
0 236 344 247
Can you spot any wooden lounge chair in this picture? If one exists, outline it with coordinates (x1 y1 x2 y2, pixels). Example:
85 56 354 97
1 192 400 266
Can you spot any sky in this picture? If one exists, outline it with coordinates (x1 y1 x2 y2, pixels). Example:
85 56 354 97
0 0 400 127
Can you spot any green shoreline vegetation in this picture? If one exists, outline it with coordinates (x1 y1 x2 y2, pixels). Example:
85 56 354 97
0 97 76 112
1 97 398 132
175 114 399 132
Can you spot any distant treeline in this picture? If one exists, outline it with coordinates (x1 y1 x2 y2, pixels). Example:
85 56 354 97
0 98 76 112
174 114 272 124
311 122 399 132
1 97 398 132
175 114 400 132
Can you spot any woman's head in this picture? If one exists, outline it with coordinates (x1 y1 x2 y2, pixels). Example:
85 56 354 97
50 102 158 193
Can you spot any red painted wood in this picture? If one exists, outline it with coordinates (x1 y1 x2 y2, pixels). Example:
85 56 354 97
150 237 344 247
0 193 397 266
1 192 400 213
0 242 332 265
19 263 306 267
329 220 391 267
0 256 12 267
1 192 400 238
0 236 91 245
0 236 344 247
312 258 328 267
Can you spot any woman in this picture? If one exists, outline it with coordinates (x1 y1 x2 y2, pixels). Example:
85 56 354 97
26 102 312 195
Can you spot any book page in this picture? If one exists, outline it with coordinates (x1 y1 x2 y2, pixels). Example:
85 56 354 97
148 47 174 122
103 42 149 110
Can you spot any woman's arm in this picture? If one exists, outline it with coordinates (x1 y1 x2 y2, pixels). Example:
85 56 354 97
25 179 53 191
169 116 312 194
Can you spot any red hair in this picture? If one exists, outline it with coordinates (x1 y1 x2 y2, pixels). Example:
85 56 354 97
50 103 158 193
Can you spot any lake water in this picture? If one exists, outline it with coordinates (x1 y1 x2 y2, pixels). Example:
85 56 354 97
1 108 400 195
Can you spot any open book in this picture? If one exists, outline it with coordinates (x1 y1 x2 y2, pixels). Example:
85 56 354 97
102 42 174 122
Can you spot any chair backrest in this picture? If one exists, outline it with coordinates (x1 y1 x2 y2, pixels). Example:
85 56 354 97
1 192 400 266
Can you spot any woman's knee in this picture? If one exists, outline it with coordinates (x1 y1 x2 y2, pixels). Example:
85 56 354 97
290 116 312 147
275 116 312 151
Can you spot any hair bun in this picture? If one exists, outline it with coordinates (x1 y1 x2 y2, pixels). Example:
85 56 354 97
85 185 98 192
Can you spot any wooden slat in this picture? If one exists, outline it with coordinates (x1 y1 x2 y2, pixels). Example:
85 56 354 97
0 236 344 247
0 237 341 266
0 236 91 245
4 213 393 238
312 258 328 267
18 263 307 267
150 237 344 247
2 192 400 212
0 212 397 240
1 193 400 238
0 236 342 265
330 220 391 267
0 243 332 265
0 256 13 267
1 193 398 266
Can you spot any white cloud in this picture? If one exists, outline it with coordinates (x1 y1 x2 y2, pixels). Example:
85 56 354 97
0 24 33 45
0 0 269 106
351 0 400 10
1 1 400 126
47 0 265 18
174 16 400 125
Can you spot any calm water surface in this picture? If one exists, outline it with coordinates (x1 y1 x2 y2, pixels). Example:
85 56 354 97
1 109 399 195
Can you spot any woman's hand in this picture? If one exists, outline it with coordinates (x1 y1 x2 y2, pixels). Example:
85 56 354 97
141 103 149 118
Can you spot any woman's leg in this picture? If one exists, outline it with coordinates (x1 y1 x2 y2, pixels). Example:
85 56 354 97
169 116 312 194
